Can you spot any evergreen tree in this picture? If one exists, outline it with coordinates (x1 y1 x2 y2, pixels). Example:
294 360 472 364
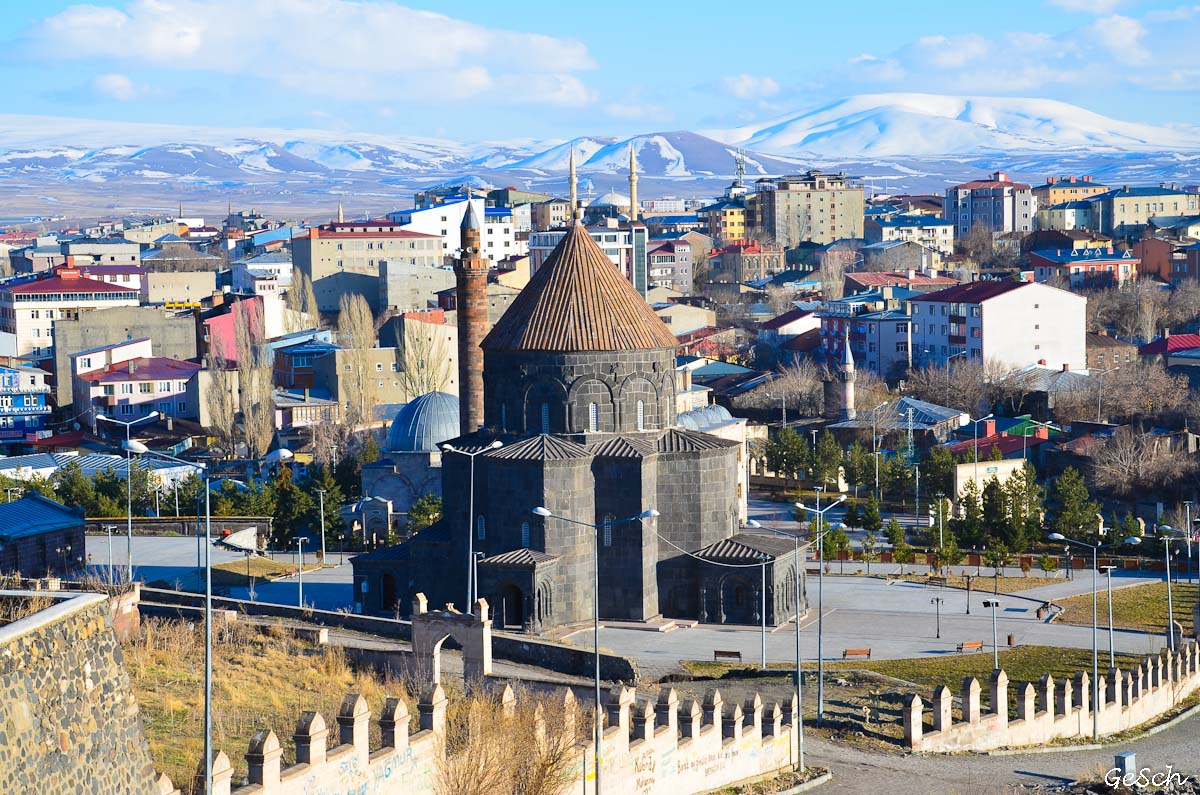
822 524 852 573
988 443 1004 461
360 434 381 465
1051 466 1100 542
51 461 95 512
884 516 904 546
302 464 344 546
983 542 1011 576
923 445 956 497
841 502 861 529
936 534 964 574
952 478 984 547
1120 512 1142 539
766 427 808 485
843 441 872 498
405 492 443 537
861 532 878 574
269 466 313 545
981 476 1006 542
813 431 842 489
893 538 915 575
862 496 883 533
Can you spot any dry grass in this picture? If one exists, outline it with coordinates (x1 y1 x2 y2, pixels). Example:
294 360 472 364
207 556 322 587
885 574 1060 594
0 593 54 626
124 618 411 794
1056 580 1199 634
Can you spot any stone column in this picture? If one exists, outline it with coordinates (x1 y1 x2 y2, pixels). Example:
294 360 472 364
932 686 952 732
903 694 924 749
962 677 981 725
1016 682 1036 722
294 711 329 765
379 697 409 751
989 669 1009 730
246 729 282 791
607 686 636 741
1123 672 1135 707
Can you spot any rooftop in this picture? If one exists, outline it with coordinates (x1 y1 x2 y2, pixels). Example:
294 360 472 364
910 280 1027 304
77 357 202 383
0 495 83 541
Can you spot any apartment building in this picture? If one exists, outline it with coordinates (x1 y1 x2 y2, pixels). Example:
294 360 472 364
292 221 442 312
60 238 142 266
0 265 140 357
864 215 954 254
646 239 693 290
1085 185 1200 239
1031 176 1107 207
0 363 51 448
70 338 201 426
1029 248 1138 288
753 170 865 246
528 218 650 294
909 280 1086 372
696 198 748 245
530 198 572 231
944 171 1036 235
1036 201 1093 232
387 196 518 262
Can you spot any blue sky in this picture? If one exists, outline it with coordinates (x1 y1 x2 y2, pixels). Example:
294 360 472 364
1 0 1197 140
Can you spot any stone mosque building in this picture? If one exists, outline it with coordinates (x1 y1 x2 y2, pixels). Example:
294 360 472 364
353 191 804 632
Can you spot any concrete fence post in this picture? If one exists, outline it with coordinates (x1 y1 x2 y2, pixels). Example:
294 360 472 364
702 689 724 729
1131 665 1143 700
1074 671 1090 721
903 694 923 749
632 699 655 742
154 773 179 795
655 689 679 737
682 699 703 739
786 692 798 728
1107 668 1122 713
744 694 763 738
1039 674 1055 718
338 693 371 764
932 685 952 732
500 683 517 718
608 686 636 740
562 689 578 733
989 669 1009 729
1123 671 1135 708
246 729 282 791
294 711 328 765
723 703 744 740
1017 682 1036 722
211 751 233 795
418 684 448 739
1055 678 1073 718
962 677 981 725
765 703 783 738
379 697 409 751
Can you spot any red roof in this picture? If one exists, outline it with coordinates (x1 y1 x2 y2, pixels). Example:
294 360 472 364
846 272 959 288
911 280 1027 304
946 433 1050 459
5 267 139 295
761 307 815 330
950 179 1031 191
77 357 201 383
1139 334 1200 355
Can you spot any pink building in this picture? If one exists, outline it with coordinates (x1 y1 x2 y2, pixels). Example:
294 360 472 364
71 338 201 427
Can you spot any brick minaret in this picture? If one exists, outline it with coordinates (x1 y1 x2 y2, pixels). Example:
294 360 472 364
455 203 488 434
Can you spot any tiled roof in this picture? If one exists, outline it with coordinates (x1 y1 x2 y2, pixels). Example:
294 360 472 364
4 272 139 295
760 307 815 331
655 428 736 453
77 357 202 383
693 533 796 563
487 434 592 461
0 495 83 541
480 549 559 567
587 436 656 459
482 223 678 353
1139 334 1200 355
910 280 1027 304
845 272 958 289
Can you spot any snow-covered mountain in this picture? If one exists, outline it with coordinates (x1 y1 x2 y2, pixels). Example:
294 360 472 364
711 94 1200 157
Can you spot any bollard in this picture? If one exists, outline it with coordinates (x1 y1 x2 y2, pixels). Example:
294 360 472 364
1007 633 1015 647
1115 752 1136 780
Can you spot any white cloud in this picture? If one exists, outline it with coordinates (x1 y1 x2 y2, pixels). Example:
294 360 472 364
92 73 138 101
1088 14 1149 63
28 0 595 107
605 102 671 122
1049 0 1124 13
720 74 780 100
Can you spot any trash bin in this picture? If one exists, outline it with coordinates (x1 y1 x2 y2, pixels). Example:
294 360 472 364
1036 608 1044 619
1007 633 1015 647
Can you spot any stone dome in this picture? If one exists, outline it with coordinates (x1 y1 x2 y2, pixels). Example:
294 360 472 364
386 392 460 452
593 191 631 207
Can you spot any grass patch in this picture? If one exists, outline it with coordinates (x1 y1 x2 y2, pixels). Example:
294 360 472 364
125 618 411 794
207 556 322 587
884 574 1060 594
1056 580 1198 634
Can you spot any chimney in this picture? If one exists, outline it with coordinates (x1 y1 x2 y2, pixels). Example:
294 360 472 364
1083 176 1092 183
1038 358 1047 366
1069 176 1077 183
1047 176 1058 185
906 268 916 280
1061 363 1069 372
983 419 996 437
454 203 488 435
127 360 136 375
1034 425 1050 440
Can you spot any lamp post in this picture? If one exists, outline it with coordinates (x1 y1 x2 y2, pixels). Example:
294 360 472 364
97 411 159 579
1048 531 1140 740
1093 366 1119 423
297 537 306 609
1022 419 1059 463
931 596 943 638
443 441 503 608
970 413 994 490
795 494 846 723
102 523 116 584
869 401 890 499
982 599 1000 670
935 492 945 548
1099 564 1116 669
533 505 659 795
1184 500 1194 585
1158 534 1177 650
317 489 327 566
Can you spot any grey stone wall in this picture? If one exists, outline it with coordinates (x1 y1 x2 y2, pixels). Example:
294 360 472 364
593 455 659 620
654 445 741 560
0 593 158 795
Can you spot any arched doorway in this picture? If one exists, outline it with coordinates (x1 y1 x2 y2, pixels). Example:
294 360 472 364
720 576 754 624
500 584 525 629
381 573 398 611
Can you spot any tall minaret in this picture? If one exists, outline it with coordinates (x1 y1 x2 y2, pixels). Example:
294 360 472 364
454 203 488 434
568 146 578 222
628 144 639 222
840 326 857 421
337 203 344 223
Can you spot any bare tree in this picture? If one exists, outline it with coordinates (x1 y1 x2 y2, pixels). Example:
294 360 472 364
764 285 796 316
819 259 846 300
1091 428 1197 502
234 300 275 458
733 360 825 418
904 360 989 414
203 351 238 458
396 318 453 400
337 293 379 425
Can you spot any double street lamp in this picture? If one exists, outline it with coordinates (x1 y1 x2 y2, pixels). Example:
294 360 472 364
795 493 846 723
443 441 504 607
532 505 658 795
1047 531 1140 741
97 411 159 579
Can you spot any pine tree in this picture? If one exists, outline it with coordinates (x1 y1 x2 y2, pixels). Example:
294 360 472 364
1051 466 1100 542
813 431 843 489
862 496 883 533
884 516 904 546
936 534 964 574
842 502 861 529
766 427 808 486
953 478 984 547
1120 512 1142 540
843 441 872 498
861 532 878 574
51 460 94 512
302 464 344 547
405 492 443 537
269 466 313 545
822 525 852 573
923 445 956 497
893 538 915 575
981 476 1006 542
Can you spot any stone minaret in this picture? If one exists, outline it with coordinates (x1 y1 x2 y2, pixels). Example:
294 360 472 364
455 202 488 434
840 326 857 421
568 146 578 222
628 144 639 222
337 202 344 223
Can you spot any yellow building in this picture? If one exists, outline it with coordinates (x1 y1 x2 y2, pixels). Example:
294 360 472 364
1031 175 1107 207
697 198 747 245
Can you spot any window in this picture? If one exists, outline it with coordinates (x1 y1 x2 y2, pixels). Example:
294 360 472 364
102 385 114 396
158 381 171 392
375 363 383 372
636 400 645 432
520 521 530 548
540 403 550 434
120 383 133 395
602 516 613 547
139 383 153 394
476 516 486 540
158 402 170 414
588 402 599 432
177 402 186 414
120 404 134 416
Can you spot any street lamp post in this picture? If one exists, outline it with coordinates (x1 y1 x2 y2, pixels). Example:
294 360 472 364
533 505 659 795
1093 366 1119 423
935 492 944 548
297 537 306 608
760 554 768 670
1048 531 1140 741
982 599 1000 670
1160 535 1177 650
443 441 503 608
970 413 994 489
1185 500 1194 585
796 494 847 723
869 401 890 500
317 489 327 566
103 524 116 583
1022 419 1059 462
931 596 943 638
97 411 159 580
1099 565 1116 669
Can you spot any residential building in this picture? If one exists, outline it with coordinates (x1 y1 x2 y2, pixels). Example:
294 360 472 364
1133 237 1195 283
530 197 572 231
273 389 339 447
1085 185 1200 239
141 270 217 305
1035 201 1094 232
377 260 456 312
139 240 223 273
77 263 144 291
0 265 140 357
487 187 553 208
0 363 51 448
1085 332 1138 370
60 238 142 266
1029 248 1138 287
435 283 521 327
861 240 943 273
528 218 650 294
1147 216 1200 238
71 338 202 426
292 220 442 312
754 170 865 246
909 280 1086 371
643 215 703 236
708 241 785 283
0 495 86 577
1138 333 1200 361
1031 176 1107 207
231 251 293 293
646 239 693 290
1190 242 1200 282
311 347 407 421
652 301 716 336
821 307 913 378
386 197 518 262
843 270 959 295
1023 229 1112 252
864 214 954 254
944 171 1036 235
758 307 820 347
696 198 748 245
272 339 341 390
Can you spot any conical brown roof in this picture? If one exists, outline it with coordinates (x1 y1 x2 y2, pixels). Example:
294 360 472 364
482 223 678 352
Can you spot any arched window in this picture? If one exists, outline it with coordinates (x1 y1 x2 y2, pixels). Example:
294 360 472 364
476 515 486 540
520 521 531 548
636 399 645 431
602 515 613 547
588 402 599 432
540 403 550 434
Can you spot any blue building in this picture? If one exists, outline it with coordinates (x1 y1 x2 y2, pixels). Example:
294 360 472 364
0 364 52 449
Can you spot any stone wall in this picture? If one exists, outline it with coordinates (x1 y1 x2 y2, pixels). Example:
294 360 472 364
903 642 1200 753
0 589 158 794
160 683 798 795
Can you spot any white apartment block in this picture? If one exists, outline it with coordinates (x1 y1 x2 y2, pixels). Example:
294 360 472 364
387 197 518 262
944 171 1036 235
909 280 1086 372
647 240 693 291
0 265 140 357
864 215 955 254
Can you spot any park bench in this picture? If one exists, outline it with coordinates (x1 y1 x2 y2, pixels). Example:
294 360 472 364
928 576 948 588
957 640 984 654
842 647 872 660
713 650 742 663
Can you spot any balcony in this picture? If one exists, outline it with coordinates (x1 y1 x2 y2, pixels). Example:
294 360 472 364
0 403 52 415
949 335 967 346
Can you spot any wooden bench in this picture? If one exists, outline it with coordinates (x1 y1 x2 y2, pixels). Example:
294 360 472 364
713 650 742 663
842 647 872 660
928 576 948 588
957 640 984 654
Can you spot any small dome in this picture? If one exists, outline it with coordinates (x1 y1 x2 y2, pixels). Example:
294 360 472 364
677 404 734 432
386 392 460 452
593 191 631 207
